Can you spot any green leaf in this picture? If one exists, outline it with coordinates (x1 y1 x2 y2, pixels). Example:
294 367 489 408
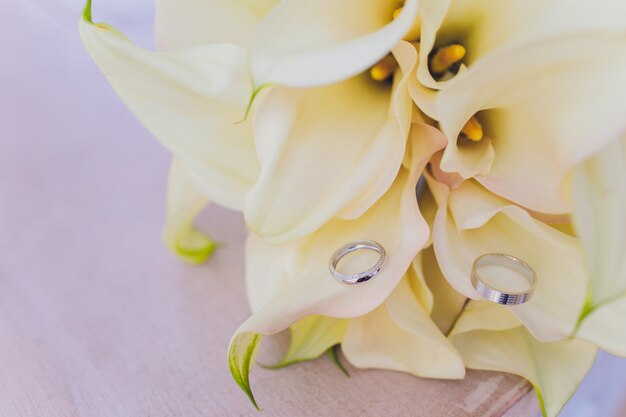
228 333 262 410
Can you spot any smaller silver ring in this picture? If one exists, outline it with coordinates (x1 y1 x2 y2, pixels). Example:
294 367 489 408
471 253 536 305
329 240 386 284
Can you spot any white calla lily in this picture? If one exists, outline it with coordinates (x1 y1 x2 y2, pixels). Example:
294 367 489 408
409 0 626 212
249 0 418 88
155 0 278 50
574 135 626 355
450 301 597 417
163 158 217 263
79 2 259 211
416 0 626 91
429 177 588 341
434 34 626 213
245 67 411 243
230 124 446 405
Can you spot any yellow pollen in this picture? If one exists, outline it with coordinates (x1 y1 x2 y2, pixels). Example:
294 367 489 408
429 44 466 75
369 55 398 82
392 7 403 20
461 116 484 142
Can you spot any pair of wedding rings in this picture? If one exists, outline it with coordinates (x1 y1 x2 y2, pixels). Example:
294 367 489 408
329 241 536 305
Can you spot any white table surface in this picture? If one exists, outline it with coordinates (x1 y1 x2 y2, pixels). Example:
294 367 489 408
1 1 624 416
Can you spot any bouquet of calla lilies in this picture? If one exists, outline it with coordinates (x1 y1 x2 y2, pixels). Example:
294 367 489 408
80 0 626 415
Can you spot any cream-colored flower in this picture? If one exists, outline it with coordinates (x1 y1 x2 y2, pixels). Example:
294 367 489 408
411 0 626 213
229 126 465 407
80 0 423 248
425 136 626 416
244 70 411 243
242 0 424 243
427 176 588 342
423 172 597 417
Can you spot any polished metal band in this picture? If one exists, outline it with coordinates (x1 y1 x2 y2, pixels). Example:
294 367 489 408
329 240 386 285
471 253 536 305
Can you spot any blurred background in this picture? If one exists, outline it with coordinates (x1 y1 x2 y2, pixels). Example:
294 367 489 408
1 1 625 416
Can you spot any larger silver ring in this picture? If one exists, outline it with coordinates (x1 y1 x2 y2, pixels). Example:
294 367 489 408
329 240 386 284
471 253 536 305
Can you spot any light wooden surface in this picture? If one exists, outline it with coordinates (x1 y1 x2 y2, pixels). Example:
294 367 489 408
0 1 542 416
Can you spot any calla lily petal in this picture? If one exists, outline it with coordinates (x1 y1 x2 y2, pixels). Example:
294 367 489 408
573 136 626 355
430 179 588 341
229 126 445 404
450 301 520 335
339 61 414 220
342 276 465 379
163 158 217 263
416 180 438 248
270 316 349 368
155 0 278 50
435 34 626 212
245 74 408 243
572 135 626 307
429 150 465 190
406 257 434 314
249 0 418 88
451 324 597 417
415 246 467 334
412 0 451 90
577 297 626 357
79 4 259 211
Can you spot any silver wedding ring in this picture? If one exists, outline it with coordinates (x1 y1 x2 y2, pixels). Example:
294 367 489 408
329 240 386 284
471 253 536 305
